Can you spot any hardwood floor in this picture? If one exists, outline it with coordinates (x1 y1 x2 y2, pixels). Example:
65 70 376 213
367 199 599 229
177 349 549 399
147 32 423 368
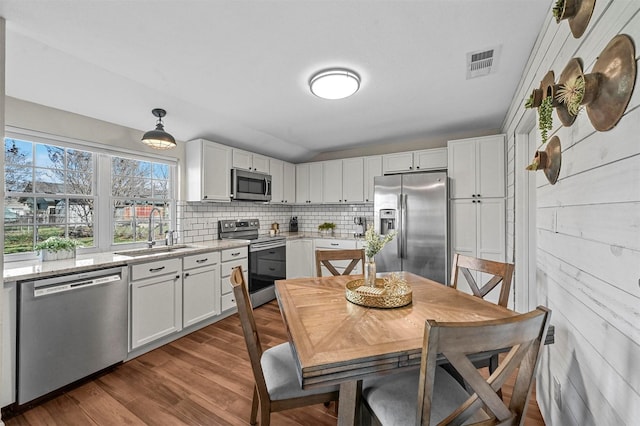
4 301 545 425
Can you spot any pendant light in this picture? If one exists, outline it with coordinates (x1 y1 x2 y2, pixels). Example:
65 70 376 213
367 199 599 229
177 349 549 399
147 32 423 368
141 108 176 150
309 69 360 100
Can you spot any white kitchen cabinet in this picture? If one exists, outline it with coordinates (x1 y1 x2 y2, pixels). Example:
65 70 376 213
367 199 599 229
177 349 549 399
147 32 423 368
322 160 343 203
314 238 362 276
296 163 323 204
286 239 315 278
450 198 506 297
322 158 364 204
183 251 221 327
382 148 447 174
232 149 270 173
364 155 382 203
220 246 248 311
130 258 182 350
270 159 296 204
448 135 505 199
1 282 17 406
185 139 232 202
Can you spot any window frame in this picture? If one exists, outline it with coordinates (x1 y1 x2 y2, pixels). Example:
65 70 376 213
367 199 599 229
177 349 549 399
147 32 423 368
4 127 177 261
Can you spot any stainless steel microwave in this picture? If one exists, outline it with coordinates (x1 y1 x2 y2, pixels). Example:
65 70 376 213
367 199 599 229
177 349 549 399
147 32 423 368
231 168 272 202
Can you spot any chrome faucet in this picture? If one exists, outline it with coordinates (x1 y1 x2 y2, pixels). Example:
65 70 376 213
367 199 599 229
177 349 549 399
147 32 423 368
147 207 163 248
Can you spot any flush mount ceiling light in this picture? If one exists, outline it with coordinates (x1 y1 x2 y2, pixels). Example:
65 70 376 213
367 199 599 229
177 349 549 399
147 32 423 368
309 69 361 100
141 108 176 150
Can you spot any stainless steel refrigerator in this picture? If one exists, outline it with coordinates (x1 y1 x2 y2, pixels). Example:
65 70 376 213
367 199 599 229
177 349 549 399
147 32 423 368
374 172 448 284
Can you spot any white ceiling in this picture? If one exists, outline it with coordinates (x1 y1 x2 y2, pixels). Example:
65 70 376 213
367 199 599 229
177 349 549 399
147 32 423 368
0 0 550 163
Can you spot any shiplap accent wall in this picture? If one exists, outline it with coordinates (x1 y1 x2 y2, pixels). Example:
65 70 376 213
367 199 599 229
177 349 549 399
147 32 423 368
502 1 640 424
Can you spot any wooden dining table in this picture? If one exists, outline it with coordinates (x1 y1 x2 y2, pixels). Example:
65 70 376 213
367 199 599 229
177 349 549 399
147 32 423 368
274 271 519 426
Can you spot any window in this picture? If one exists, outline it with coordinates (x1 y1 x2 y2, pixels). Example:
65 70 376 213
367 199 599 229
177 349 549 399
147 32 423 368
4 132 176 257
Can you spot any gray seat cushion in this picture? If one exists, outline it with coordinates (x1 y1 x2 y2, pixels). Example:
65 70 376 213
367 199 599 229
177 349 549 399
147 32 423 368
261 343 339 400
362 366 489 425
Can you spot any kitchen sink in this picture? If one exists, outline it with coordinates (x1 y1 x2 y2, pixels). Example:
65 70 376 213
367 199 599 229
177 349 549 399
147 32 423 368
114 244 194 257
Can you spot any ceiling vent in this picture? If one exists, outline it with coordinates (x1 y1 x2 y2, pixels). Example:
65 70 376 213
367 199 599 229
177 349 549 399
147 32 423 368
466 46 501 79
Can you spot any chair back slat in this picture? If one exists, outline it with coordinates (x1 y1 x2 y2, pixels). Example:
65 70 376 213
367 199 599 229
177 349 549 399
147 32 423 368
450 253 514 307
417 307 551 426
315 249 365 277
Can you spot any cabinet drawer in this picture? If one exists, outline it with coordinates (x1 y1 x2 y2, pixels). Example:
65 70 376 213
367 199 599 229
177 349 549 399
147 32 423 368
131 258 181 281
221 246 248 262
221 258 249 279
314 239 356 250
183 251 220 270
221 292 237 311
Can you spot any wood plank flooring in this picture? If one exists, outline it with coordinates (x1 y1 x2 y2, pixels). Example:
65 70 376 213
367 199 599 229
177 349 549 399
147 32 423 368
4 301 545 425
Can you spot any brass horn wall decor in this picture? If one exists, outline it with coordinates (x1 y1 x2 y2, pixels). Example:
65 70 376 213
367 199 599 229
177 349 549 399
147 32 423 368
552 0 595 38
556 58 584 127
584 34 637 131
526 136 562 185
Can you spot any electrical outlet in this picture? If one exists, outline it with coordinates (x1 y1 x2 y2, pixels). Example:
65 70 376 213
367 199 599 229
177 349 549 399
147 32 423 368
553 376 562 410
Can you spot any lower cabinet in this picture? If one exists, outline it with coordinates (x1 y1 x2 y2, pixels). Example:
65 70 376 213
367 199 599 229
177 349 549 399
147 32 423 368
183 251 221 327
130 258 183 350
286 239 314 278
220 246 249 311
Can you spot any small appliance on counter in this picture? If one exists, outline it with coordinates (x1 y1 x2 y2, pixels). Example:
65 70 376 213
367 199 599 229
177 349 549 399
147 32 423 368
289 216 298 232
353 216 367 237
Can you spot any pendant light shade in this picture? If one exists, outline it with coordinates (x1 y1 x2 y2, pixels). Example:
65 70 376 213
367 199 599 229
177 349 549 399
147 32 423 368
141 108 176 150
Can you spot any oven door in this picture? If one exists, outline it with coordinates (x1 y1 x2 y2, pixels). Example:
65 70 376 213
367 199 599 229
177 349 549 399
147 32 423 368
232 168 272 201
249 242 286 307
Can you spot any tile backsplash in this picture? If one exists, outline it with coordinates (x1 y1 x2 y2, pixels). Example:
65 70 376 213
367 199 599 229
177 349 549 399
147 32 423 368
178 201 374 243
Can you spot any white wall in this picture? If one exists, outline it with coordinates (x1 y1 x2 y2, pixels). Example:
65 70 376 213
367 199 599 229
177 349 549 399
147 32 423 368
502 1 640 424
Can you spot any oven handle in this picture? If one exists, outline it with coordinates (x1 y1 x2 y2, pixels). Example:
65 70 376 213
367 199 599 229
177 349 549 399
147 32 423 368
250 241 286 252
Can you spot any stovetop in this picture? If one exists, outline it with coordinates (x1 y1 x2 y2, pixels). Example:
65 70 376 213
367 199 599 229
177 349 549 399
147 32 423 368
218 219 285 245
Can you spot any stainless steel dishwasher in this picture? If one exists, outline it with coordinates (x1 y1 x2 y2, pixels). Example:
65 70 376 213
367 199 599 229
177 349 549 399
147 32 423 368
17 267 128 405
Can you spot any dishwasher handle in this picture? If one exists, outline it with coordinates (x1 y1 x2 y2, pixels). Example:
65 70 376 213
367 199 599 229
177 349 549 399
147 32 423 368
33 274 121 297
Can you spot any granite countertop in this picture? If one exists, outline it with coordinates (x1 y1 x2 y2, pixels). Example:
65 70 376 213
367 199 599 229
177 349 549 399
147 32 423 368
3 232 364 282
3 239 249 283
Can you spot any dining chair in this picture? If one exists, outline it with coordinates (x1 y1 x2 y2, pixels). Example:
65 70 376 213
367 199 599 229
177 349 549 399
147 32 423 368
315 248 365 277
230 266 339 425
450 253 515 308
361 306 551 426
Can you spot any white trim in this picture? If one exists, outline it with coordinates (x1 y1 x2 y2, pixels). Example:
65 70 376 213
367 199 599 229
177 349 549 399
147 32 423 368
514 110 537 312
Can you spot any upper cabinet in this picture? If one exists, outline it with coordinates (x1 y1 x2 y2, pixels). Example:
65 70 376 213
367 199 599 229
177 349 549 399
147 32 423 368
270 159 296 204
232 149 270 173
382 148 447 174
185 139 232 202
363 156 382 203
296 163 323 204
322 158 364 203
448 135 505 199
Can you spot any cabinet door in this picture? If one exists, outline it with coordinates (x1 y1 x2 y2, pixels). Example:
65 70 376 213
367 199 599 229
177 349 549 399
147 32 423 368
252 154 270 174
383 152 413 174
323 160 343 203
283 161 296 203
414 148 447 171
202 142 232 201
130 274 182 349
477 136 505 198
450 199 477 258
364 156 382 203
286 239 314 278
183 266 220 327
296 164 310 203
270 159 285 203
447 139 476 199
476 198 506 262
309 162 323 203
342 157 364 203
232 149 253 170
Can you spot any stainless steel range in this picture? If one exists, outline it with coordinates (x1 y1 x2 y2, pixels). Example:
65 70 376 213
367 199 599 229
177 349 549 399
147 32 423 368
218 219 286 307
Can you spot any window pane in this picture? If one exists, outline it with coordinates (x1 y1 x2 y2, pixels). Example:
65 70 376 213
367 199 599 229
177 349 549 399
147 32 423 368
134 178 152 198
67 172 93 195
69 224 94 247
35 225 65 242
153 179 169 198
5 165 32 193
68 198 94 225
152 163 169 179
5 139 33 165
35 144 65 169
135 161 152 177
34 168 64 193
4 225 34 254
67 149 93 172
35 197 65 224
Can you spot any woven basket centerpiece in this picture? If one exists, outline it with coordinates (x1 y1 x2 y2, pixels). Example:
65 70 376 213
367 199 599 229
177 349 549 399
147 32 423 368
345 273 412 308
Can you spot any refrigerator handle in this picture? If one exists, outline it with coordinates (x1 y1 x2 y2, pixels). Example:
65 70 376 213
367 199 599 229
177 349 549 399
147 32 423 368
401 193 408 258
397 194 403 258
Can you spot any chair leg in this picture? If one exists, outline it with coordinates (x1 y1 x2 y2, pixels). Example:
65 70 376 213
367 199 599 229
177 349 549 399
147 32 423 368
488 354 503 399
250 386 259 425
